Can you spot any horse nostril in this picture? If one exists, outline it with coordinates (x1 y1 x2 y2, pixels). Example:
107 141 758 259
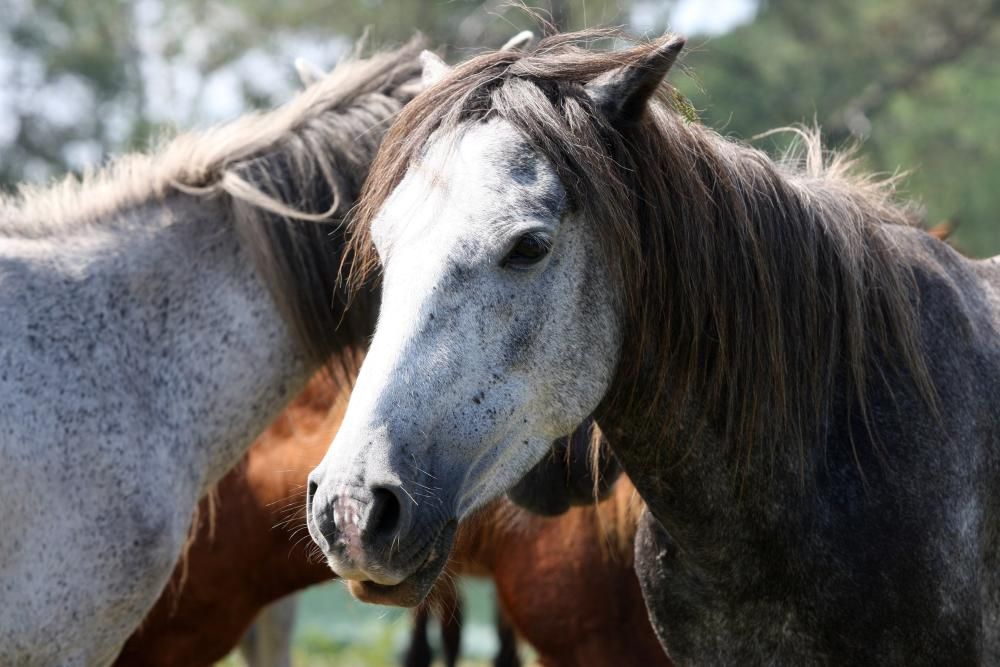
306 478 319 509
366 487 402 544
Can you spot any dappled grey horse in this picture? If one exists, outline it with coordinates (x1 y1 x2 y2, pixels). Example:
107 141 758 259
0 42 422 665
307 30 1000 664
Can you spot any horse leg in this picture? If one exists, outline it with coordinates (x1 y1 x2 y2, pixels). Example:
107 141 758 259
493 599 521 667
437 584 464 667
403 605 433 667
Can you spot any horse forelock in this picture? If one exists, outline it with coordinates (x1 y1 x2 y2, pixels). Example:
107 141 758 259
352 28 937 473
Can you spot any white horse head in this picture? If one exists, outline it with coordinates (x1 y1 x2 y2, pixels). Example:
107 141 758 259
307 32 684 605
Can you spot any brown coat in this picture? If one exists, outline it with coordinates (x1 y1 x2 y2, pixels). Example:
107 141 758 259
117 376 668 667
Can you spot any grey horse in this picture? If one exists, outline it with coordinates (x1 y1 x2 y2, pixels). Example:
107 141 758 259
0 42 421 665
307 29 1000 664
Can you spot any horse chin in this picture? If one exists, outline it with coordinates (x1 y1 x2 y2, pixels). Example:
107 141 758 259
346 520 457 608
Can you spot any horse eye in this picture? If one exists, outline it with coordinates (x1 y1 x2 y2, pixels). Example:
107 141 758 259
503 232 551 269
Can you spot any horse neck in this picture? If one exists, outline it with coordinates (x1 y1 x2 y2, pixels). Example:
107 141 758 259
600 120 938 490
173 206 320 491
49 194 316 493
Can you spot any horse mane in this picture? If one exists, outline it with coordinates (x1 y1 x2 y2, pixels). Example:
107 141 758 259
351 28 936 469
2 37 424 366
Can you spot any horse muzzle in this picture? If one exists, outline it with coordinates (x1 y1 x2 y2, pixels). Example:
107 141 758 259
306 472 456 606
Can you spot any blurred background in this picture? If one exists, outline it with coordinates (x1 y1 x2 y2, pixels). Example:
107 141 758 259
1 0 996 664
1 0 997 255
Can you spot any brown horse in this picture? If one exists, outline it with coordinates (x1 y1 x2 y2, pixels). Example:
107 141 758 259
455 479 667 666
117 375 667 667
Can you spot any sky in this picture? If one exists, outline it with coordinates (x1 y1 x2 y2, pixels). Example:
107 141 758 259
636 0 758 36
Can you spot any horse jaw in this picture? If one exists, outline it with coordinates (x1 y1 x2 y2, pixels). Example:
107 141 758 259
308 119 620 604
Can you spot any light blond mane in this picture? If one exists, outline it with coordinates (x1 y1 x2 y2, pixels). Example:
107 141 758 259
1 38 423 238
5 38 424 369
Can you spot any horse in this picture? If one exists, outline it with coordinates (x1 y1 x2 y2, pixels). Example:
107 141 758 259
506 416 622 517
116 374 477 667
402 585 465 667
115 374 342 666
119 371 666 666
0 39 424 664
306 28 1000 664
457 473 669 666
236 591 483 667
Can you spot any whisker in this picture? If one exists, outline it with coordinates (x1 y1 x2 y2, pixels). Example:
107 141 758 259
398 483 419 507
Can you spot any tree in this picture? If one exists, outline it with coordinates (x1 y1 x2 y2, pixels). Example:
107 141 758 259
668 0 1000 255
2 0 995 256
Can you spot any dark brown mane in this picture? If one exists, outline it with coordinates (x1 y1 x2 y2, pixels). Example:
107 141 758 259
228 38 423 368
351 29 935 464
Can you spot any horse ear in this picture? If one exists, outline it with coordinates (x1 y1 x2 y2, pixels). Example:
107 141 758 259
419 50 451 87
294 58 325 87
500 30 535 51
585 35 685 126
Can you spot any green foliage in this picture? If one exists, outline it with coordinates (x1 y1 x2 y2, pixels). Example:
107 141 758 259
0 0 626 186
670 0 1000 256
0 0 996 255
